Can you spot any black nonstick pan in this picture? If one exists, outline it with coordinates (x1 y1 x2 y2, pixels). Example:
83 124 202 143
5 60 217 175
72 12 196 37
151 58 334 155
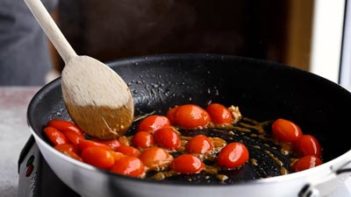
27 54 351 197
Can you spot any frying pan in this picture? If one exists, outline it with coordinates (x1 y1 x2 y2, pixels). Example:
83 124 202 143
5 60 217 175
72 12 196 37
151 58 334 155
27 54 351 197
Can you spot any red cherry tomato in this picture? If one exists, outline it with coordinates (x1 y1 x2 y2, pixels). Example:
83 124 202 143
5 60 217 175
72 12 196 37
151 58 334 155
186 135 213 154
272 119 303 142
110 156 145 178
295 135 321 157
92 139 120 151
116 145 141 157
61 129 84 145
206 103 233 125
48 119 84 136
171 154 205 174
138 115 171 133
55 143 76 153
166 106 179 125
217 142 249 168
61 150 82 161
132 131 154 148
174 104 210 129
154 127 181 150
78 139 111 151
55 144 82 161
81 147 115 169
292 155 322 172
44 126 67 146
110 151 126 161
139 147 173 170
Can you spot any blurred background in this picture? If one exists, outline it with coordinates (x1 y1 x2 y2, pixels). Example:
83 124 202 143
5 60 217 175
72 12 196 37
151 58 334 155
52 0 314 71
0 0 348 88
46 0 348 89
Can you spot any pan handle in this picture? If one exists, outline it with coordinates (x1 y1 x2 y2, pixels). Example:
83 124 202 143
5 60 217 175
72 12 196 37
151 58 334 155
298 161 351 197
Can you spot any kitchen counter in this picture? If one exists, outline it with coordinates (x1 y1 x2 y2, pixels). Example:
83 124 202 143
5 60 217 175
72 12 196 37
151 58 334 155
0 87 39 197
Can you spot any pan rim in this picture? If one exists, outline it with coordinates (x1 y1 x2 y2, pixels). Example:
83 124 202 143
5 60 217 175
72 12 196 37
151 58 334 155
27 53 351 187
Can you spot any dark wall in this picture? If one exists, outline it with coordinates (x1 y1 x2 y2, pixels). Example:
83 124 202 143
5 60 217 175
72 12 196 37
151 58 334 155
58 0 287 63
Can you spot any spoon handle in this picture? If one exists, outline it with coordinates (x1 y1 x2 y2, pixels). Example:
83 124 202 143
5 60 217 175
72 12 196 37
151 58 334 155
24 0 77 64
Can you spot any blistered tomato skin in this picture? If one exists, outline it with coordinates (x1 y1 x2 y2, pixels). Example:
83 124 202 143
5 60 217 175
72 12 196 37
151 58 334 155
55 143 76 153
92 139 120 151
206 103 234 125
186 135 213 154
174 104 211 129
171 154 205 174
48 119 84 136
110 151 126 161
154 127 181 150
217 142 249 169
44 127 67 146
55 144 82 161
295 135 321 157
139 147 173 170
111 156 145 178
167 106 179 125
78 139 111 151
292 155 322 172
61 129 84 145
272 119 302 142
116 145 141 157
81 147 115 169
132 131 154 148
137 115 171 133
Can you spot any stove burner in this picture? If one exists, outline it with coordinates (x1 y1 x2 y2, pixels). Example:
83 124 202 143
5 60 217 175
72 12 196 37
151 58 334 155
18 137 79 197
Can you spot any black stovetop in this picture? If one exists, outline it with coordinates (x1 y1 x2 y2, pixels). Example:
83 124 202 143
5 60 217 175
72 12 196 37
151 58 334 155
18 136 80 197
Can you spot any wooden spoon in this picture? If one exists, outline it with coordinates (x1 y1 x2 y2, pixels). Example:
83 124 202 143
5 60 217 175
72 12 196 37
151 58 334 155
25 0 134 139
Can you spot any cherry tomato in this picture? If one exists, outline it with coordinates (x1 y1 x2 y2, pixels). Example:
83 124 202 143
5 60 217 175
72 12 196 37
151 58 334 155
81 147 115 169
217 142 249 169
92 139 120 151
116 145 141 157
55 144 82 161
292 155 322 172
44 126 67 146
78 139 111 151
272 119 302 142
174 104 210 129
166 106 179 125
110 156 145 178
186 135 213 154
110 151 126 161
137 115 171 133
153 127 181 150
171 154 204 174
132 131 154 148
61 129 84 145
206 103 233 125
295 135 321 157
55 143 77 153
48 119 84 136
139 147 173 170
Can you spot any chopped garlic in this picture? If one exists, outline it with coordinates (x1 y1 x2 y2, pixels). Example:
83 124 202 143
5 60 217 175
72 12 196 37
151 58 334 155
228 105 242 124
